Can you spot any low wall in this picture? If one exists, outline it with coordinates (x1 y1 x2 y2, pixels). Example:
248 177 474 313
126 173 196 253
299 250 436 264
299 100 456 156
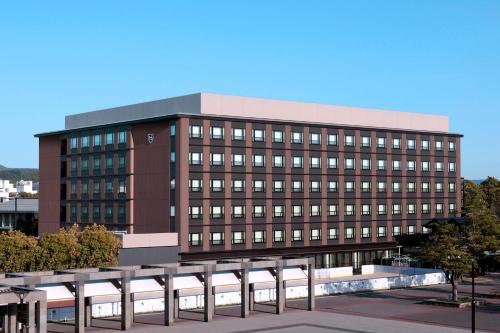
315 266 353 279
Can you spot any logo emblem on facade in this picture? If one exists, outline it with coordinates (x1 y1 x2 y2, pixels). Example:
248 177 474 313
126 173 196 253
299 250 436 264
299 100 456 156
147 133 155 144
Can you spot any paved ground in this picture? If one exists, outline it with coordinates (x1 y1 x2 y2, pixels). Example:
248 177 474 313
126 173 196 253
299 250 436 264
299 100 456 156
47 274 500 333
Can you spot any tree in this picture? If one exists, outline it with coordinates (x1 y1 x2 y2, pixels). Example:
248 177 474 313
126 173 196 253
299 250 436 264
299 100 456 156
480 177 500 217
0 231 39 272
421 222 470 302
77 224 121 268
463 180 487 215
37 225 80 270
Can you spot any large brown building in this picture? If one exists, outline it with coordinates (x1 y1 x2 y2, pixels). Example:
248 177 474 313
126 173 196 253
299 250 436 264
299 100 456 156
36 93 462 266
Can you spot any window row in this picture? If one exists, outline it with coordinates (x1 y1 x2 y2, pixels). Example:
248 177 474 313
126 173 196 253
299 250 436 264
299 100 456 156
70 130 127 149
188 152 457 172
188 202 457 219
189 179 457 194
70 155 126 172
69 179 127 195
189 125 457 152
188 225 428 246
69 205 126 220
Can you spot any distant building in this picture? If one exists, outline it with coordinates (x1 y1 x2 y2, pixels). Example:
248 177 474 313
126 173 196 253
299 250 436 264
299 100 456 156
16 180 37 194
0 179 16 202
0 198 39 235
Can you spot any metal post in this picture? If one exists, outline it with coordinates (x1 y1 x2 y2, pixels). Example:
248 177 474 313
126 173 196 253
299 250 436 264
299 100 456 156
84 298 91 328
275 262 284 315
163 273 174 326
75 281 85 333
203 269 213 322
120 275 132 331
240 268 249 318
471 260 475 333
307 259 316 311
35 300 47 333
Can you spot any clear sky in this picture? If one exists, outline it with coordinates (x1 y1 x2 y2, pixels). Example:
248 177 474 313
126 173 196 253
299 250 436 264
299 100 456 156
0 1 499 179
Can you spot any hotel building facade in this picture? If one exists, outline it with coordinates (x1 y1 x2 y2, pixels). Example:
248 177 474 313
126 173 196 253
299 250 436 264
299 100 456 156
36 93 462 266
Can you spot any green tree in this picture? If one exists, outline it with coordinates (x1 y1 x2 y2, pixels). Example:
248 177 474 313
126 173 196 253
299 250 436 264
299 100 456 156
463 180 487 215
77 224 121 268
37 225 80 270
421 222 470 302
480 177 500 217
0 231 39 272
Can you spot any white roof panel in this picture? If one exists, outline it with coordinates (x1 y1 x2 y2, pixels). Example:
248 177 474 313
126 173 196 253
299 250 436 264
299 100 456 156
173 275 203 290
36 284 74 301
249 269 275 284
130 278 163 294
84 280 120 297
212 272 240 287
284 268 307 281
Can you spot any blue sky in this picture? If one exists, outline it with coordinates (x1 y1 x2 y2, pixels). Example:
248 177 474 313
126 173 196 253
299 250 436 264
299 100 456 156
0 1 499 179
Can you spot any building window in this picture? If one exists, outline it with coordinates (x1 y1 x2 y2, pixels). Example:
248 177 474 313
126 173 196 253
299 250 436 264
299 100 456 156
407 203 416 214
210 126 225 140
377 159 386 170
310 205 321 217
362 227 371 238
327 134 338 146
232 179 245 192
93 157 101 171
421 161 430 172
93 134 101 146
407 182 416 193
392 225 401 236
170 206 175 217
435 161 443 172
273 230 285 242
232 128 245 140
392 138 401 149
292 229 303 242
422 226 431 234
70 206 77 219
344 158 355 170
105 206 113 219
449 141 456 152
345 204 355 216
253 231 266 244
449 182 456 193
118 205 126 219
210 232 224 245
170 123 176 136
310 132 321 145
232 205 245 218
377 204 386 215
327 181 338 193
273 155 284 168
118 131 126 144
377 137 386 148
449 162 456 172
292 156 303 168
361 136 371 147
81 182 88 195
407 139 416 150
327 157 338 169
189 152 203 165
252 154 266 167
291 131 303 144
422 182 430 193
436 182 444 193
436 203 444 214
210 179 224 192
232 231 245 244
392 204 401 215
210 153 224 166
232 154 245 167
435 140 443 151
292 180 304 192
310 156 321 168
422 203 430 214
344 135 355 146
252 180 265 192
392 182 401 193
119 179 126 193
93 206 100 219
105 180 113 194
81 136 89 148
292 205 303 217
449 203 456 213
252 129 265 142
361 159 371 170
189 179 203 192
407 160 416 171
70 137 78 149
392 160 402 171
273 180 285 192
118 156 125 169
273 205 285 217
189 206 202 219
170 178 175 190
361 181 371 193
345 227 355 239
105 132 114 145
310 228 321 241
310 180 321 193
272 130 284 143
189 125 203 139
70 182 76 194
93 181 100 194
345 181 355 193
328 228 338 240
407 225 416 235
189 233 202 246
377 226 387 238
81 159 89 171
421 140 430 151
328 204 338 216
210 205 224 218
361 204 371 215
253 205 266 218
377 181 386 192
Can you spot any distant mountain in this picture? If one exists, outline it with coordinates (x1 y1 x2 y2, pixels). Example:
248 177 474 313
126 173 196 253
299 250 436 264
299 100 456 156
0 168 39 182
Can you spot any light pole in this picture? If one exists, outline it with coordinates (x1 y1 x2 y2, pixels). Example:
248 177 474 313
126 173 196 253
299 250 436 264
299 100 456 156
471 259 475 333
